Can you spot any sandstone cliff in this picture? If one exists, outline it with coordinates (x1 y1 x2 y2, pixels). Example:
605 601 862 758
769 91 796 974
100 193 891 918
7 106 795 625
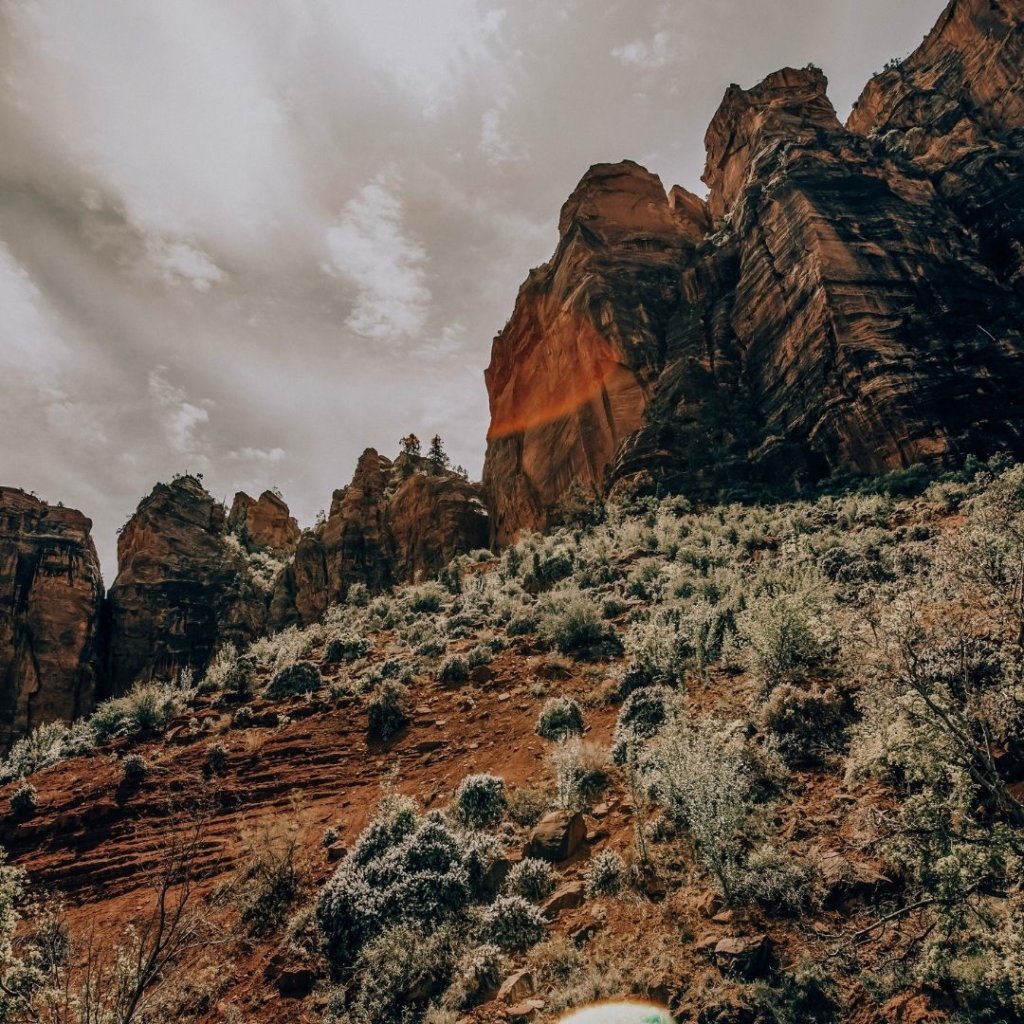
227 490 301 557
0 489 103 750
106 476 270 693
272 450 488 627
483 0 1024 543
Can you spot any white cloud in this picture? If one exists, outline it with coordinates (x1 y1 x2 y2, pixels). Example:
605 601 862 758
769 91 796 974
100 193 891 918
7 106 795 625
229 447 286 464
326 173 431 343
612 31 674 69
146 239 225 291
147 366 211 455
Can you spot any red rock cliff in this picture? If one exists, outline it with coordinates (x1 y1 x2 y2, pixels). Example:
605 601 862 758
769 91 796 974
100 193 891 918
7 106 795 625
483 0 1024 541
0 489 103 750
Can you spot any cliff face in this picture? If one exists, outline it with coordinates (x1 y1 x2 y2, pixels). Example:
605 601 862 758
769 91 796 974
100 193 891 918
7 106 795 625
483 0 1024 541
272 450 488 627
227 490 301 557
106 477 269 693
0 489 103 750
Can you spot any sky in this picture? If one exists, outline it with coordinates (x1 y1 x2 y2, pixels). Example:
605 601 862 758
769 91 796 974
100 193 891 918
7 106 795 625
0 0 945 577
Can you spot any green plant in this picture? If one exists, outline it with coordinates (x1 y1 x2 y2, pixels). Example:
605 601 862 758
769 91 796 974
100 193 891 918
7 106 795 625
324 633 372 663
264 661 321 700
756 683 849 765
479 895 546 952
536 697 585 740
437 654 470 685
367 681 409 741
10 782 37 820
504 858 557 903
231 823 301 938
612 686 673 763
204 742 229 776
552 739 608 809
506 787 549 827
454 774 507 827
121 753 147 784
585 849 624 897
538 592 620 659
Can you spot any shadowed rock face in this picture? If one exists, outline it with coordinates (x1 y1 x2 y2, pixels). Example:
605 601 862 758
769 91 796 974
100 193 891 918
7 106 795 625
0 489 103 751
271 450 488 627
227 490 301 557
484 0 1024 542
106 477 269 693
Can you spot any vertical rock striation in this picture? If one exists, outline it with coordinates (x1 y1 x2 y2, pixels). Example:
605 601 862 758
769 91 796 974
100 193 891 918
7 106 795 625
0 489 103 750
483 0 1024 542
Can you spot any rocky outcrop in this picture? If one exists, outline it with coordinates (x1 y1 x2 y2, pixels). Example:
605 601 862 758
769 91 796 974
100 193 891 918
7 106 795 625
107 476 269 693
0 489 103 750
227 490 300 557
272 450 488 627
483 0 1024 542
483 161 701 545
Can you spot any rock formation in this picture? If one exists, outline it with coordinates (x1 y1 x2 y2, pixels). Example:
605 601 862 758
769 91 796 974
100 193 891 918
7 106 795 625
483 0 1024 544
0 489 103 750
227 490 301 557
106 476 270 693
272 450 488 627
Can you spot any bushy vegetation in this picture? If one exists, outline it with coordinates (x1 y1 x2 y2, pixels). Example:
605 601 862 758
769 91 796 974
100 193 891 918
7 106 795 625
366 681 409 740
504 858 557 903
536 696 585 740
264 661 322 700
585 849 624 897
453 774 506 827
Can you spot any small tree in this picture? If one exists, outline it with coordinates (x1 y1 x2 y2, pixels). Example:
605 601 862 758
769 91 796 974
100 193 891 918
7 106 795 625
400 433 421 457
428 435 450 473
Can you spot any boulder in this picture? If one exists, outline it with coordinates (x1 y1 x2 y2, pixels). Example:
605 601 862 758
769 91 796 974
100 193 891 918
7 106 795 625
525 810 586 862
713 934 773 980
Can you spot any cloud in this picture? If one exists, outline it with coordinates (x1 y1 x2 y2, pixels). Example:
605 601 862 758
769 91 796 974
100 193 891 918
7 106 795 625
326 173 431 343
145 240 225 291
612 31 675 69
147 367 211 456
229 447 287 464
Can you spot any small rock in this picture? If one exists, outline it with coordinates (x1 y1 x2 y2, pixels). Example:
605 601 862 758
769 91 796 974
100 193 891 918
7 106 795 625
325 842 347 863
711 909 735 924
591 802 610 819
541 880 586 917
470 665 494 684
414 739 444 754
497 969 535 1004
498 692 512 702
714 934 773 980
696 890 724 918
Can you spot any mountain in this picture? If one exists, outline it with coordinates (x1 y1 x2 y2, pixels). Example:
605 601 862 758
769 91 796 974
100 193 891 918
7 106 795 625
484 0 1024 544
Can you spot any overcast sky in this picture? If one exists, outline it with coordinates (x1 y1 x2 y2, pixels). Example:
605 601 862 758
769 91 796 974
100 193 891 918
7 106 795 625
0 0 944 576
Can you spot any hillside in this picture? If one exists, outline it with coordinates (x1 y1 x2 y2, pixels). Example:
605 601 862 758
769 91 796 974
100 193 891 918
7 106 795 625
3 459 1024 1022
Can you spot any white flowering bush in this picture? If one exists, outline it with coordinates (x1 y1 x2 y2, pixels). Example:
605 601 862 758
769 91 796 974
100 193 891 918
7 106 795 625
454 773 506 827
585 850 624 897
479 895 546 952
536 697 585 740
504 858 557 903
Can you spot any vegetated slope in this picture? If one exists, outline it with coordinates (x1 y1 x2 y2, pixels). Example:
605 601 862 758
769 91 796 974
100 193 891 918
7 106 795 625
4 459 1024 1023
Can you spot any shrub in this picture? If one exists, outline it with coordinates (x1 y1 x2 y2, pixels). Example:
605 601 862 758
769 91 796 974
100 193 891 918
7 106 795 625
437 655 470 685
10 782 37 820
479 895 546 952
120 753 147 784
737 845 808 912
324 633 372 664
348 922 457 1024
233 824 301 938
506 787 549 827
506 612 538 636
0 720 94 783
505 858 557 903
443 943 505 1011
367 681 409 741
739 588 837 689
264 661 321 700
612 686 673 763
232 704 255 727
454 774 507 827
756 683 849 765
538 593 620 659
315 799 499 971
552 739 608 809
323 826 340 848
205 742 229 775
644 718 752 901
585 850 624 897
90 682 186 745
536 697 585 740
408 583 447 614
